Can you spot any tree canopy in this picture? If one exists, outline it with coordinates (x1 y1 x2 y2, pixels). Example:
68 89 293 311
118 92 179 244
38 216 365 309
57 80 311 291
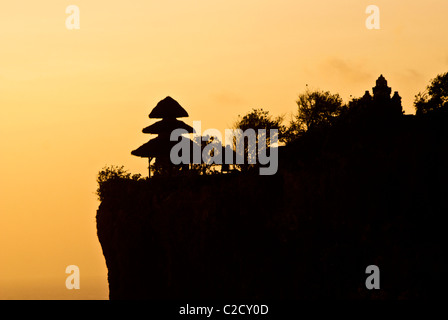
414 72 448 116
233 108 286 144
232 108 285 172
285 88 344 142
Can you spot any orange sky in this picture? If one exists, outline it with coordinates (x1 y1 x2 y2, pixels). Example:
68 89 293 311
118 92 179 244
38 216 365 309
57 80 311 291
1 0 448 299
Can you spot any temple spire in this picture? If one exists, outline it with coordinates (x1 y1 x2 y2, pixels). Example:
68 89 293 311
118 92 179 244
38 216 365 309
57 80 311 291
131 96 194 177
372 74 392 100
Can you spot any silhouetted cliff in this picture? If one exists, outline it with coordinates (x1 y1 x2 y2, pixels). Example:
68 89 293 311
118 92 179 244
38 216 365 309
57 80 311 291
97 111 448 299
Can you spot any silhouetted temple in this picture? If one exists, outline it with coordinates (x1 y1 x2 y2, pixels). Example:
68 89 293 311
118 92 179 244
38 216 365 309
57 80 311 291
360 75 403 118
131 96 194 177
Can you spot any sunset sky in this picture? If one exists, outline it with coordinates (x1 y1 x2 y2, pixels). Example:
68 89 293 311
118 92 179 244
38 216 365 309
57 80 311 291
1 0 447 299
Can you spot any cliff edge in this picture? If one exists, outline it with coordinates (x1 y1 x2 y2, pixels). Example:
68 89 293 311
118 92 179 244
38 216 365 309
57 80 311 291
97 114 447 299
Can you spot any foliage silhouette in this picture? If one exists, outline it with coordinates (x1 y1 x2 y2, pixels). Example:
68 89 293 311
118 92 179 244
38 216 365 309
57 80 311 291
232 108 285 172
286 88 344 142
415 72 448 116
96 165 142 201
233 108 286 142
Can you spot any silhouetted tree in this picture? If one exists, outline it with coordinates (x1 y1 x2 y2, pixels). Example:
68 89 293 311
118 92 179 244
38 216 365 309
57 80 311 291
286 88 344 141
96 165 141 201
234 108 286 141
232 108 285 172
415 72 448 116
190 135 223 175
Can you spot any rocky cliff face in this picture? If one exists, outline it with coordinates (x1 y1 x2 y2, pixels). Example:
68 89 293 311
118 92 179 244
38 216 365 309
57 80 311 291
97 114 447 299
96 174 286 299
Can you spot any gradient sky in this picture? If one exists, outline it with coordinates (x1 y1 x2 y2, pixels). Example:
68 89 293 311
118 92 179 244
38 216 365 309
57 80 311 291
1 0 447 299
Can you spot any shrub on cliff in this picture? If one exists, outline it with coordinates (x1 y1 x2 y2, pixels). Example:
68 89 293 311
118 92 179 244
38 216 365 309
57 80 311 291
96 165 142 201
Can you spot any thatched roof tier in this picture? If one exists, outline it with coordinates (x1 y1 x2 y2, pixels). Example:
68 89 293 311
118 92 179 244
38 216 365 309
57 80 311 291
142 118 195 134
131 136 237 164
148 96 189 119
132 136 173 158
131 135 195 158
